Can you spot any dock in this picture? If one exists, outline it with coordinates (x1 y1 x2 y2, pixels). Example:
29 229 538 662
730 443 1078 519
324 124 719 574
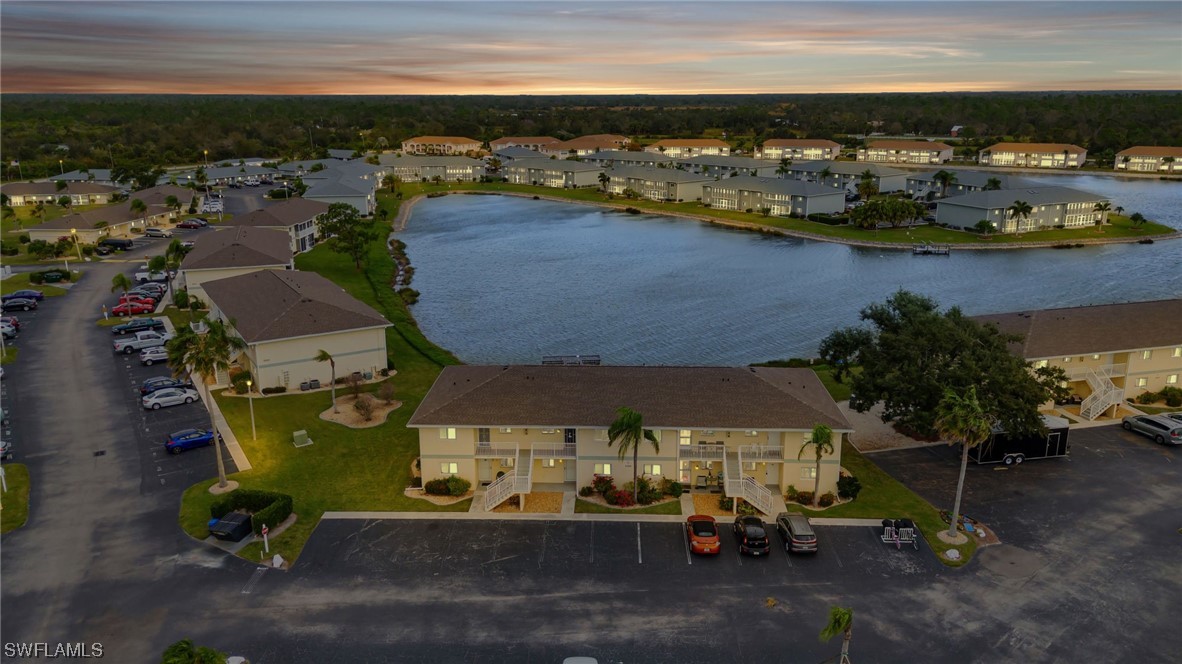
912 243 951 256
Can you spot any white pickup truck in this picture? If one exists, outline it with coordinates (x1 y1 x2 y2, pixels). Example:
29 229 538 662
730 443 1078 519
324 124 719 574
135 270 170 283
113 330 174 354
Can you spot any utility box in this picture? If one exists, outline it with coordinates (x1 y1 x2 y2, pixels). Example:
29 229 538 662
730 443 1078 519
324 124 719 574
209 512 254 542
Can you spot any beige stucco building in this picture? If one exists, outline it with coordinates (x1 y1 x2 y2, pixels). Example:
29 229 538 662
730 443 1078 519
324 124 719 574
979 143 1086 168
489 136 559 152
757 139 841 162
409 366 852 514
644 139 731 159
26 184 195 244
401 136 482 155
1114 146 1182 173
178 227 293 303
974 299 1182 420
1 181 118 207
858 140 953 164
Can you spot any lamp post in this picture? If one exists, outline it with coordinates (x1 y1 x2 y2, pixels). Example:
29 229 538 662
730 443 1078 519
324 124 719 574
59 159 64 175
70 228 83 261
203 150 208 167
246 379 257 440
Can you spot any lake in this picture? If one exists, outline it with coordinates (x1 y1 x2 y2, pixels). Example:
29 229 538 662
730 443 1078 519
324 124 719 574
397 180 1182 366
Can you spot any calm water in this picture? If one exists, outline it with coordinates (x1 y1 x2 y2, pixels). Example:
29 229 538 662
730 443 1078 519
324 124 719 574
398 180 1182 366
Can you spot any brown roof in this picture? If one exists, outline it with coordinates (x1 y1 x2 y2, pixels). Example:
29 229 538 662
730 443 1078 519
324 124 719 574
27 186 189 231
1116 146 1182 158
408 365 851 430
201 270 389 343
545 135 629 152
1 182 117 196
223 198 330 228
972 299 1182 358
181 227 291 270
761 139 840 149
403 136 480 146
648 139 730 148
866 140 953 151
984 142 1086 154
490 136 558 147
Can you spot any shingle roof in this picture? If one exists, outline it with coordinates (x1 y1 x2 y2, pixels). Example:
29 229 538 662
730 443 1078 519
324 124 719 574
52 169 114 182
181 227 292 270
937 186 1106 210
704 176 838 197
1115 146 1182 158
676 155 771 169
379 155 486 167
491 146 546 159
647 139 731 149
608 165 714 183
1 182 117 196
407 365 851 430
304 179 367 197
490 136 558 147
906 170 1033 189
581 150 674 164
403 136 480 146
983 142 1086 154
865 140 953 151
224 198 330 228
971 299 1182 358
788 160 906 177
29 184 193 231
761 139 841 149
201 270 389 343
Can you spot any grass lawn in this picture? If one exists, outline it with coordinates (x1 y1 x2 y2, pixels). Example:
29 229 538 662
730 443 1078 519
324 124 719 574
783 440 976 566
1 347 17 365
0 273 70 297
159 306 207 331
575 498 682 515
1135 404 1182 415
1 464 31 534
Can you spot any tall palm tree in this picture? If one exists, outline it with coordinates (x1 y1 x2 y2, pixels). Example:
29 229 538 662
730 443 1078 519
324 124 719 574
607 406 660 502
166 319 246 490
315 349 338 413
797 424 834 505
164 239 187 302
597 171 610 192
984 177 1002 191
165 194 181 218
934 386 993 539
932 170 957 198
776 157 792 178
1092 201 1111 231
1114 205 1124 216
819 605 854 664
857 170 878 200
110 273 133 312
129 198 148 229
817 166 832 185
1006 200 1033 233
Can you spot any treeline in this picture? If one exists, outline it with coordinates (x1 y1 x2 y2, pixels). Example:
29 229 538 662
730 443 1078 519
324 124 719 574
2 92 1179 178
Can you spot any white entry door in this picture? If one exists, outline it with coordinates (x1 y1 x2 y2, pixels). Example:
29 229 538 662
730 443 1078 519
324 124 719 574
564 461 576 482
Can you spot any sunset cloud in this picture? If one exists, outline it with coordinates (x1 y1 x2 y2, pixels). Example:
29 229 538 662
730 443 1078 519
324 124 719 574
1 1 1178 94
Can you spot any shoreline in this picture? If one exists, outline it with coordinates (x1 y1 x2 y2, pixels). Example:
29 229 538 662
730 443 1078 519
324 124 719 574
391 189 1181 252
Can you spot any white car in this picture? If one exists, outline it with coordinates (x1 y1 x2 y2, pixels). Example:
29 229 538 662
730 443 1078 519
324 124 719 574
144 228 173 238
0 321 16 340
139 346 169 366
141 387 199 410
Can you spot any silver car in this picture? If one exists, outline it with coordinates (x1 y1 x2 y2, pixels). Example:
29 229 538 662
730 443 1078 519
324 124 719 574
1121 415 1182 445
141 387 199 410
139 346 169 366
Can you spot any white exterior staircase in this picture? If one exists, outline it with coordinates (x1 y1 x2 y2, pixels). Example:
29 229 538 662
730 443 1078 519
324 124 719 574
483 448 532 511
722 450 775 516
1080 366 1124 421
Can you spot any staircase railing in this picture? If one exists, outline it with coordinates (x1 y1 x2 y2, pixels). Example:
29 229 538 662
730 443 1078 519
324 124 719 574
483 449 532 511
740 476 774 515
1080 368 1123 421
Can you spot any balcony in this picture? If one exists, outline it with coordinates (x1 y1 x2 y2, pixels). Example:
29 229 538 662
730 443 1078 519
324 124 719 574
679 443 725 461
532 443 577 459
1064 363 1126 382
475 442 519 459
739 444 784 462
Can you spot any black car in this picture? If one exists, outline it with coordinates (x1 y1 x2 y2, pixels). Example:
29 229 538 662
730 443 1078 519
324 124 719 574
2 290 45 302
1 298 37 312
94 244 114 256
112 317 166 335
732 515 771 556
140 376 193 396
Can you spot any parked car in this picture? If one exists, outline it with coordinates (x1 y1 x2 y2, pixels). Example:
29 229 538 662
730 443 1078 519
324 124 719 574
127 287 165 300
112 301 154 316
1166 412 1182 425
1 298 37 312
144 227 173 238
165 428 221 454
139 346 169 366
111 317 165 335
99 238 134 251
94 244 114 256
176 220 204 229
1122 415 1182 445
119 294 158 307
140 376 193 395
142 387 200 410
113 330 172 354
0 321 16 340
134 270 170 283
732 515 771 556
1 316 19 330
180 240 196 249
1 290 44 302
775 513 819 553
685 515 721 555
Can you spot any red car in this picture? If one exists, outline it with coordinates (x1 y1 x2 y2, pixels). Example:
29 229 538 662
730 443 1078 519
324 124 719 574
175 220 204 229
1 316 18 330
686 514 721 555
112 302 154 316
119 294 158 307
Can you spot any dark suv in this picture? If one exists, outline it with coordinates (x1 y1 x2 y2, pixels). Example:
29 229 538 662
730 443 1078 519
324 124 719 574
776 512 819 553
732 515 770 556
112 318 165 335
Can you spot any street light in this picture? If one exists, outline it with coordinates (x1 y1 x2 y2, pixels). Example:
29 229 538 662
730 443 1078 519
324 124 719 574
70 228 83 261
59 159 64 175
203 149 208 167
246 379 256 440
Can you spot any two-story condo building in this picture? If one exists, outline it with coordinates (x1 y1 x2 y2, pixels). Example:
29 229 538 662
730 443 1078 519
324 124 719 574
222 198 330 254
503 158 603 188
540 135 630 158
702 176 845 217
178 227 293 303
408 365 852 514
978 143 1086 168
1114 146 1182 173
905 170 1032 200
935 186 1109 233
757 139 841 162
0 181 118 207
676 155 778 178
580 150 675 169
380 155 486 182
858 140 953 165
644 139 731 159
973 299 1182 420
26 183 195 244
489 136 559 152
785 161 907 194
605 166 714 202
401 136 482 155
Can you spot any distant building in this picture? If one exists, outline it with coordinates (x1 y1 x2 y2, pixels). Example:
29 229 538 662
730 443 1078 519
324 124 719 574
1114 146 1182 173
503 158 603 188
580 150 674 169
757 139 841 162
950 125 964 138
702 176 845 217
379 155 486 183
858 140 953 165
489 136 559 152
604 166 713 202
539 135 629 157
25 184 195 243
905 170 1033 200
676 155 778 178
0 181 118 207
401 136 482 155
643 139 731 159
978 143 1086 168
935 186 1109 233
784 161 907 194
51 169 118 187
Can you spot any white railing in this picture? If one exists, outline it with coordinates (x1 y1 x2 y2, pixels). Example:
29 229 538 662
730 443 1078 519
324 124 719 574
532 443 577 459
741 476 775 515
680 444 725 461
483 467 532 511
1064 363 1127 382
739 444 784 462
475 442 518 459
1081 368 1123 421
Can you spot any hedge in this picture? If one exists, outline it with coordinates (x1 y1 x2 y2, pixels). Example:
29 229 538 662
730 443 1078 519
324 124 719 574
210 488 294 535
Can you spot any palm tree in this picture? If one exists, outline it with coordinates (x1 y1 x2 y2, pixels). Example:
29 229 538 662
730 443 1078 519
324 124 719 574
934 386 993 539
315 349 338 413
984 177 1002 191
129 198 148 230
1114 205 1125 216
817 166 832 185
857 170 878 200
776 157 792 178
797 424 834 505
163 239 187 301
32 201 46 224
932 170 957 198
1092 201 1111 232
165 194 181 218
598 171 610 192
110 273 133 313
819 605 854 664
607 406 660 502
166 319 246 490
1006 200 1033 233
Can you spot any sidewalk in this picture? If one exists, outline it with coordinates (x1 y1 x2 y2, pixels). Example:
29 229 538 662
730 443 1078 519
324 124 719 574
197 382 253 473
322 509 885 527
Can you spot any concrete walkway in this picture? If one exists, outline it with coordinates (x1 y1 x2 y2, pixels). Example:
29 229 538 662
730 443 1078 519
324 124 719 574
321 510 886 527
198 383 253 472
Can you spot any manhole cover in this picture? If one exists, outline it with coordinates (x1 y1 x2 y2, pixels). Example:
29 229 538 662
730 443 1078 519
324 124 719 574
94 450 106 457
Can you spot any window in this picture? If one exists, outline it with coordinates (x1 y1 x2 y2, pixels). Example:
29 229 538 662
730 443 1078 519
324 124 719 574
1034 360 1048 368
744 462 757 471
1166 375 1177 385
1092 354 1101 360
1136 378 1148 388
594 429 609 441
438 427 457 440
1063 357 1072 363
477 428 490 443
499 427 513 434
800 467 817 480
594 463 612 475
702 430 715 436
440 462 458 475
1141 350 1152 360
1173 347 1181 358
679 429 692 446
541 428 558 435
540 459 557 468
502 457 515 468
643 464 662 475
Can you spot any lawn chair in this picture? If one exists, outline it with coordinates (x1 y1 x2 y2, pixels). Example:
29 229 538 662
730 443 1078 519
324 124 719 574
292 430 313 448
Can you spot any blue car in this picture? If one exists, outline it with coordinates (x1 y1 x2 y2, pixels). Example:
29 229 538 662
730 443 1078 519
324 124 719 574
165 428 221 455
1 290 44 302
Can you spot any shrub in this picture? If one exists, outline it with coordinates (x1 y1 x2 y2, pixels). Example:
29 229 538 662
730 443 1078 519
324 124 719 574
377 380 396 405
837 475 862 500
397 287 419 305
261 386 286 395
81 245 94 257
795 491 814 505
409 476 422 489
353 394 375 421
604 488 619 505
424 478 451 495
736 501 758 516
592 475 615 496
1167 392 1182 408
578 485 595 497
172 289 190 309
623 477 662 505
818 492 836 508
1136 391 1158 405
612 490 636 508
446 475 471 496
209 488 293 535
661 479 683 496
232 382 249 395
718 496 734 511
18 234 30 244
785 484 798 501
0 239 19 256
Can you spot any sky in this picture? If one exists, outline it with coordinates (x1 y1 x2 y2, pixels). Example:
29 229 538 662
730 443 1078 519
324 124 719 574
1 1 1180 95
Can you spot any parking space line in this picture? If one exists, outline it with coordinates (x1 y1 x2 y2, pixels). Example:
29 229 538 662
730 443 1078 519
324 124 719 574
832 535 846 568
538 523 548 569
636 523 643 564
682 524 692 565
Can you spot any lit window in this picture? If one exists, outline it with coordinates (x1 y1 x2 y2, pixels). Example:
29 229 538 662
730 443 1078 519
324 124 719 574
501 457 515 468
440 462 458 475
1166 375 1178 385
1172 348 1180 358
1034 360 1049 368
1141 350 1152 360
744 430 759 437
438 428 457 440
1092 354 1101 360
499 427 513 434
594 430 609 441
643 464 662 475
540 459 557 468
1063 357 1072 363
679 429 691 446
1136 378 1148 388
801 467 816 480
541 429 558 435
594 463 612 475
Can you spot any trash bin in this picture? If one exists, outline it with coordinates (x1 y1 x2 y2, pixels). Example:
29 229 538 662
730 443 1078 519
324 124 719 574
209 512 254 542
42 272 64 283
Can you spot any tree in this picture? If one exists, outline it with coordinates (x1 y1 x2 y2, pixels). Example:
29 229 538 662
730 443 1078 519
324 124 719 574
1114 205 1125 216
129 198 148 229
932 170 957 198
817 327 873 383
160 638 227 664
315 349 338 413
57 195 71 208
776 157 792 177
165 194 181 216
1129 212 1146 227
316 203 378 270
166 319 245 489
984 177 1002 191
1006 200 1033 233
934 386 994 539
822 290 1064 436
607 406 660 502
797 424 834 506
112 161 164 191
598 171 610 191
1092 201 1111 231
819 606 854 664
817 166 832 185
164 239 187 302
110 272 133 308
973 219 995 235
31 201 46 224
856 170 878 200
